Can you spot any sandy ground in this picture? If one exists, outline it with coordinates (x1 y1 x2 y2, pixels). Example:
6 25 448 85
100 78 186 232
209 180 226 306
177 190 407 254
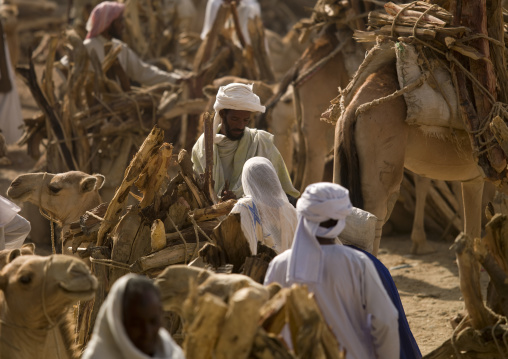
0 68 492 357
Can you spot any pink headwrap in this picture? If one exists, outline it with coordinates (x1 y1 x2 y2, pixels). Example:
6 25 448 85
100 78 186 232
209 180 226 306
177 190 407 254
85 2 125 39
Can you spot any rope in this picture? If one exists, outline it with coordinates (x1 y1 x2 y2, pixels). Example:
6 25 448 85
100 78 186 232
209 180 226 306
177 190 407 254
38 173 57 254
492 319 508 359
166 216 189 265
189 215 200 262
390 2 416 38
355 70 429 116
89 258 132 270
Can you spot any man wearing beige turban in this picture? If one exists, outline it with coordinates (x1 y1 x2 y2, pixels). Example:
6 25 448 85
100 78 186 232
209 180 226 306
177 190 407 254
192 82 299 200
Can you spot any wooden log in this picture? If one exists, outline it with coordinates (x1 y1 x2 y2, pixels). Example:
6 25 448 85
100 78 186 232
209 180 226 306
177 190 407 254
461 0 506 173
193 4 229 71
487 0 508 103
247 16 275 82
17 57 75 171
130 241 208 273
203 112 219 204
97 127 164 246
213 213 252 273
183 293 228 359
287 285 344 358
190 199 236 222
135 143 173 210
384 2 447 26
166 220 219 243
249 327 294 359
242 256 269 284
199 242 227 268
214 287 268 359
452 233 498 329
259 287 290 335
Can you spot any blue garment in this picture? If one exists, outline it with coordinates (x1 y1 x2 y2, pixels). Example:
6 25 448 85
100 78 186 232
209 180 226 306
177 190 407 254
347 245 422 359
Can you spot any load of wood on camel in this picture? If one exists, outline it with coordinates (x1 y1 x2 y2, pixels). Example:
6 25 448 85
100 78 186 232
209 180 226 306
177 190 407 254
348 0 508 186
64 117 283 348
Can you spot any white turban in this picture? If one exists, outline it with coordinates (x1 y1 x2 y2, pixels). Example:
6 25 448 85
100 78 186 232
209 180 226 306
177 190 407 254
287 182 352 283
213 83 266 143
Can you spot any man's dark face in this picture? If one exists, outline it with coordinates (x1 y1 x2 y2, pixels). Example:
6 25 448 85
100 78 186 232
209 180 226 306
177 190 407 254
123 290 162 356
220 109 251 141
108 16 125 40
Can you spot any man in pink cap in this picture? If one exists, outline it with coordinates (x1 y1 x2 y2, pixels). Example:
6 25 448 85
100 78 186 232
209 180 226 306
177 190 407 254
74 1 182 86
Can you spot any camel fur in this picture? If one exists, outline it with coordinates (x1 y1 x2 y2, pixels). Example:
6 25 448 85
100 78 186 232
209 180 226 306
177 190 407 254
6 171 105 252
0 254 98 358
334 59 486 256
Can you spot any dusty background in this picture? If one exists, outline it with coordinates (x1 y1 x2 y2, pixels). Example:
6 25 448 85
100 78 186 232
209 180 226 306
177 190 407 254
0 72 491 357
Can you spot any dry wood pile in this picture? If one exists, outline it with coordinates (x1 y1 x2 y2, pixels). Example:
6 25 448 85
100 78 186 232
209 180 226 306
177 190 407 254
423 210 508 358
64 124 280 348
155 265 344 358
354 0 508 187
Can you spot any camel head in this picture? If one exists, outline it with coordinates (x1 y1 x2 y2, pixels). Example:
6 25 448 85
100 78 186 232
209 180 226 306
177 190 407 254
0 254 97 329
7 171 105 226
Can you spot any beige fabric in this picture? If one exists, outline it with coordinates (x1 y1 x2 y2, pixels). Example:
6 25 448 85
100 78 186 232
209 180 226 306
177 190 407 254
395 42 461 133
192 127 299 198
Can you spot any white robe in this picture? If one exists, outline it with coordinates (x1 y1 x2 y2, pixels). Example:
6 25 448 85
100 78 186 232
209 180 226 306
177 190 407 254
191 127 299 198
0 214 30 250
0 40 23 145
62 36 180 86
264 245 399 359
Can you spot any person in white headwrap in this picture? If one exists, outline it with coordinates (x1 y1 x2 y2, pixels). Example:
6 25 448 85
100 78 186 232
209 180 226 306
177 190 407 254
192 82 299 200
231 157 297 254
264 183 399 359
201 0 261 45
61 2 182 87
82 274 184 359
0 195 30 250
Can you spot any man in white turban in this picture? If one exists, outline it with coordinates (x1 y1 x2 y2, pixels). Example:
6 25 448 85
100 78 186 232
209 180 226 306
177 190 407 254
264 182 399 359
192 83 299 200
82 274 184 359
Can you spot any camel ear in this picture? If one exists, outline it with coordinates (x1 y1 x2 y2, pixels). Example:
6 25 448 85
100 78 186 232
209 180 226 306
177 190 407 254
7 249 20 263
0 274 6 292
80 176 98 193
21 243 35 254
93 174 105 190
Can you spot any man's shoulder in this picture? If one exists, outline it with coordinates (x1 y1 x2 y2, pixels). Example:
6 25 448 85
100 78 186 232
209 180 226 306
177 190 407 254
247 128 274 143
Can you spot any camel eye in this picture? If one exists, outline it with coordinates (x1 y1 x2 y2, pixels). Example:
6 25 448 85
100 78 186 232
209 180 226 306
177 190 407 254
49 186 61 194
19 274 32 284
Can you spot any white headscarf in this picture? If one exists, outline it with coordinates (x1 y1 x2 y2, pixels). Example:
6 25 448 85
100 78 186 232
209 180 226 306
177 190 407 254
82 274 184 359
213 83 266 143
242 157 297 253
287 183 352 283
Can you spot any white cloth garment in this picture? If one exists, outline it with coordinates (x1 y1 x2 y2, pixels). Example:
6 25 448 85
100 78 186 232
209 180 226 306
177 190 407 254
201 0 261 45
83 36 180 86
0 39 23 145
264 246 399 359
264 183 399 359
0 196 30 250
231 157 297 254
288 182 352 283
191 83 298 198
192 127 299 198
82 274 185 359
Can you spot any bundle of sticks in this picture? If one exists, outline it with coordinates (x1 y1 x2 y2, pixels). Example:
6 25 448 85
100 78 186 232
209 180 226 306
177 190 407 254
67 122 281 348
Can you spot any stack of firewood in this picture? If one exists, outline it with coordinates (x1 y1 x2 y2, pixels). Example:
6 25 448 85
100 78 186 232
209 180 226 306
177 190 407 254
67 124 281 348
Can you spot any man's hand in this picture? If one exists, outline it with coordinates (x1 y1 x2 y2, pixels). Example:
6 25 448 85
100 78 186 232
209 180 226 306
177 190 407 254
220 189 237 202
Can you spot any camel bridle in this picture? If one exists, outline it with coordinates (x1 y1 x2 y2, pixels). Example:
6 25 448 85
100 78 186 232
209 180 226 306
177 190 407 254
37 172 58 254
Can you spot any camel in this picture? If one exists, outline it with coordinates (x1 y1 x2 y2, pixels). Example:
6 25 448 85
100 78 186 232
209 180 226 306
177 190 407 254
6 171 105 252
333 61 488 256
0 254 98 358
